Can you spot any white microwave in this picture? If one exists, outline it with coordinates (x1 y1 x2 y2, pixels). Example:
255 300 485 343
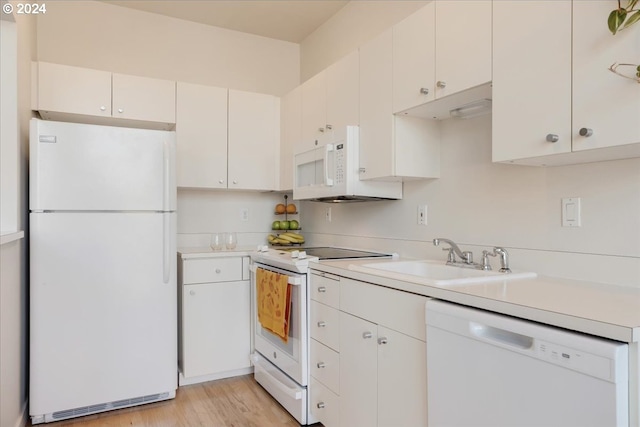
293 126 402 202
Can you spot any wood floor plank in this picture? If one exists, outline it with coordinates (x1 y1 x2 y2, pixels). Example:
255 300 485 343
31 375 306 427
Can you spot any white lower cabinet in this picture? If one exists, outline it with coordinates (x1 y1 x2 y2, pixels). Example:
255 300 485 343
178 256 252 385
309 272 428 427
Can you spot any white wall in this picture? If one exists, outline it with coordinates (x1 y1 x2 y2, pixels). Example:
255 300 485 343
36 1 299 97
300 115 640 287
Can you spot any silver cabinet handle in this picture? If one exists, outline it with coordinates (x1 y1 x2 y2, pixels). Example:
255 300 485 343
436 81 446 88
316 362 326 369
318 127 325 133
546 134 559 143
378 337 388 345
317 402 325 409
232 180 238 184
317 286 327 293
219 179 224 184
189 290 195 296
117 108 124 113
100 106 106 111
317 321 326 328
215 268 221 274
420 87 429 95
325 124 332 130
362 331 373 339
579 128 593 137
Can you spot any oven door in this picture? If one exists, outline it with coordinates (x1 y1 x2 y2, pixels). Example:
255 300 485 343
250 262 308 386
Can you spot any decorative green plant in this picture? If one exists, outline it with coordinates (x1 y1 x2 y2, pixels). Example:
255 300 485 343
608 0 640 80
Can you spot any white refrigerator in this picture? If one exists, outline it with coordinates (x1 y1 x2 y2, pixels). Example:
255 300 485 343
29 119 178 424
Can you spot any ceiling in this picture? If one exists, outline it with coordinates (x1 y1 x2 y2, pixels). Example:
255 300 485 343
100 1 349 43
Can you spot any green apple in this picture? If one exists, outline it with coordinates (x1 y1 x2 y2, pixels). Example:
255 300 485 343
272 220 281 230
279 220 290 230
289 220 299 230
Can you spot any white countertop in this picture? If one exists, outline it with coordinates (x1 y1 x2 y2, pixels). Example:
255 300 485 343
178 246 256 259
310 258 640 343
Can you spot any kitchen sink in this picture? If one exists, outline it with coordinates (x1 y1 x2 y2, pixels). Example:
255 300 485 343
349 260 536 286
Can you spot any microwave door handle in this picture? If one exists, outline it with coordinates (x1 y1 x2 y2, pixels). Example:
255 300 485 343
324 143 334 186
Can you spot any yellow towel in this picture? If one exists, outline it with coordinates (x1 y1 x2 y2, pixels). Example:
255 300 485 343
256 267 291 343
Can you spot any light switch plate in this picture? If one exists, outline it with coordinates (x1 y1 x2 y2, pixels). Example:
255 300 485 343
561 197 581 227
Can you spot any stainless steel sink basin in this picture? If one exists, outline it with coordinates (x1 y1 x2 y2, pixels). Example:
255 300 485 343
349 260 536 286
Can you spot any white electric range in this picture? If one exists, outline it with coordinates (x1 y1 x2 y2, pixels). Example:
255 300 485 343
249 247 392 425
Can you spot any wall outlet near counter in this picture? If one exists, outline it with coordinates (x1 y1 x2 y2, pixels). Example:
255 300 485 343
418 204 427 225
240 208 249 221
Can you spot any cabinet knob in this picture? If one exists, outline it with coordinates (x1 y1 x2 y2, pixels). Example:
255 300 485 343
316 362 326 369
419 87 429 95
362 331 373 339
233 180 238 184
219 179 224 184
325 124 332 130
117 108 124 114
579 127 593 137
378 337 388 345
317 402 326 409
99 106 106 111
318 127 325 133
436 81 447 89
317 286 326 293
189 290 195 296
546 134 559 143
314 140 319 146
358 167 366 174
317 321 326 328
215 268 221 274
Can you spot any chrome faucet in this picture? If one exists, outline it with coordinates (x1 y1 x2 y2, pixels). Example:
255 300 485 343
433 238 474 265
481 247 512 273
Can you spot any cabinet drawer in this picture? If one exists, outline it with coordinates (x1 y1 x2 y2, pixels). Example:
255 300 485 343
310 272 340 308
310 377 340 427
182 257 243 284
310 300 340 351
310 339 340 394
340 278 429 341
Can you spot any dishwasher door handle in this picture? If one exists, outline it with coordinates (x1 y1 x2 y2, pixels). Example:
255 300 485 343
469 322 534 350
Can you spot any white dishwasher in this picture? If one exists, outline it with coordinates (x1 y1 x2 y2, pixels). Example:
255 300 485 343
425 299 629 427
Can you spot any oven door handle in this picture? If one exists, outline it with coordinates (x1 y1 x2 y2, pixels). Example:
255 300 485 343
250 264 303 286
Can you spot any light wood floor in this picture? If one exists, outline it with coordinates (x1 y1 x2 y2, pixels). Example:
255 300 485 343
32 375 306 427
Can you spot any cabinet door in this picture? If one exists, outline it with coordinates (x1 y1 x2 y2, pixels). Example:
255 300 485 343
176 82 228 188
492 1 572 162
377 326 427 427
392 3 436 113
300 71 328 153
112 73 176 124
181 281 251 378
228 89 279 191
326 50 360 142
434 0 492 98
572 0 640 152
36 62 112 118
339 312 377 427
279 86 301 191
359 29 395 181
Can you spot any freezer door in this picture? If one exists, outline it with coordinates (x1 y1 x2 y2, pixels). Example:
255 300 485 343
30 119 176 211
29 212 177 416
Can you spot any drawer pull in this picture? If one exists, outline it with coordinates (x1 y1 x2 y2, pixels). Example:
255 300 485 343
362 332 373 339
378 337 388 345
317 286 327 293
316 362 326 369
317 321 326 328
215 268 221 274
317 402 325 409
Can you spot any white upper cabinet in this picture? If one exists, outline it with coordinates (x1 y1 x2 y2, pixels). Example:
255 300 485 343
299 51 359 154
279 86 302 192
34 62 176 130
228 89 280 191
493 0 640 166
392 1 492 116
434 0 492 99
360 29 440 181
176 82 228 189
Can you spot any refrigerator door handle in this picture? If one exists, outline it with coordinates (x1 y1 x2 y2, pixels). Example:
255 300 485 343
163 139 171 212
163 213 171 284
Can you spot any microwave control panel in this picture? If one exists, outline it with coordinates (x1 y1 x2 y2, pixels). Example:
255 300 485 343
335 143 345 185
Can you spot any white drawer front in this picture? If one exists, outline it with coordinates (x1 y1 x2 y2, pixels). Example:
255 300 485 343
310 339 340 394
310 300 340 351
340 277 429 341
182 257 243 284
310 273 340 308
310 376 340 427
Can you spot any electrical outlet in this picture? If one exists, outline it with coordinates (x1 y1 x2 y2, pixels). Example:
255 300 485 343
240 208 249 221
325 207 332 223
417 204 427 225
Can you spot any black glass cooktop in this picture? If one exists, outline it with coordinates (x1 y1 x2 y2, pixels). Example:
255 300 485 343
282 246 392 260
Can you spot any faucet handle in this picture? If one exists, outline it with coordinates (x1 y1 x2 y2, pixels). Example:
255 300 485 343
442 247 456 263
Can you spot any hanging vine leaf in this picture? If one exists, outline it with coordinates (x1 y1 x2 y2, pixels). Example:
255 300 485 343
622 10 640 29
608 8 628 34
